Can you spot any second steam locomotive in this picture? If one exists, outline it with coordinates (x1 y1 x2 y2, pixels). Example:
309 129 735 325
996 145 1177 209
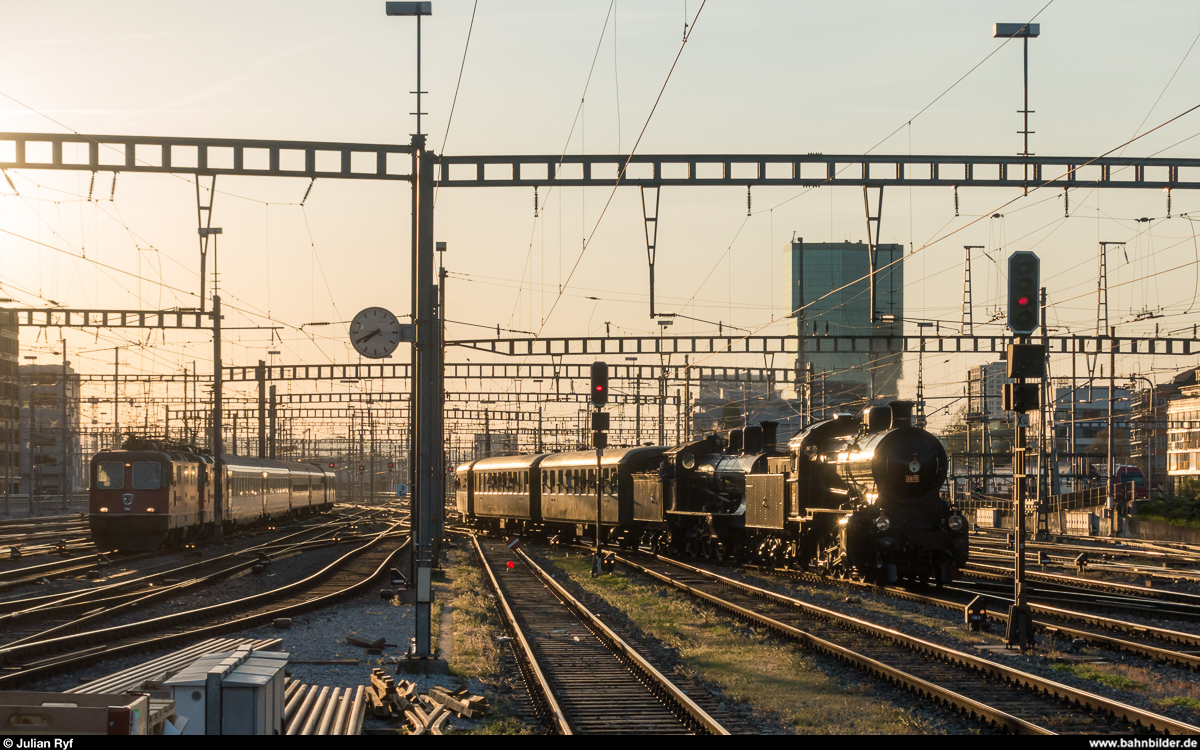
457 400 968 583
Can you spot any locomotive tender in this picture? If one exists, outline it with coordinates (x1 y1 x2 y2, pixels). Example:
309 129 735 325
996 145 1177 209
457 400 968 583
89 449 336 550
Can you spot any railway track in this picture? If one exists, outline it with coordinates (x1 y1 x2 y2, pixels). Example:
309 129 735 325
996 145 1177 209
0 520 372 647
0 524 408 688
0 514 94 559
973 528 1200 564
472 536 729 735
735 562 1200 671
616 551 1200 735
888 584 1200 670
969 542 1200 583
960 563 1200 620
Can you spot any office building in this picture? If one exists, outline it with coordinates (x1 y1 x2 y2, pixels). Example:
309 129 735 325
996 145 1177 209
0 311 16 496
19 363 82 502
790 239 903 416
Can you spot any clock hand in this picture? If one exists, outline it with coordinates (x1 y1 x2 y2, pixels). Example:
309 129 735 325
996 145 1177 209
356 329 382 344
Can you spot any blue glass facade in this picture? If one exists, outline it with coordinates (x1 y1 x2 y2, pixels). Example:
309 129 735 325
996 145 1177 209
790 240 904 414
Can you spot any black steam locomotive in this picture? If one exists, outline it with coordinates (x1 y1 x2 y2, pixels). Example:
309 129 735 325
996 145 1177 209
456 400 968 583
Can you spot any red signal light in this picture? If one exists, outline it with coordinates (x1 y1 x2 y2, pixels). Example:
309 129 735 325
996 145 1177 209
1017 296 1030 306
590 361 609 407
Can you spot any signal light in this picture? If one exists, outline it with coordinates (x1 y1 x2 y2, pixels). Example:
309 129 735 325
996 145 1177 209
1007 251 1040 336
590 361 609 408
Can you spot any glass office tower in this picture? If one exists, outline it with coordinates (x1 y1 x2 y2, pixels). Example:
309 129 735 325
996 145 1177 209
790 239 904 417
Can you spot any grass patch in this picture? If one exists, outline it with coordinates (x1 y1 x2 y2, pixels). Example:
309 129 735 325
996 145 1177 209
548 552 932 734
446 553 505 679
446 714 533 735
1051 662 1145 690
1159 696 1200 712
1136 485 1200 527
438 546 538 735
1047 660 1200 722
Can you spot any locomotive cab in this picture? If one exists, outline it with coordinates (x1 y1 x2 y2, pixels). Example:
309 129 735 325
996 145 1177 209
89 450 180 550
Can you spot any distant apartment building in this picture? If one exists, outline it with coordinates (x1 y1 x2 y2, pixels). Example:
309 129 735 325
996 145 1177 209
1166 383 1200 490
1127 377 1177 496
1053 383 1131 484
790 239 903 417
690 378 806 445
19 363 82 500
967 361 1010 421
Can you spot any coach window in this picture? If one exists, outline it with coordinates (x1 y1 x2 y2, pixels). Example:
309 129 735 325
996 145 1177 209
133 462 163 490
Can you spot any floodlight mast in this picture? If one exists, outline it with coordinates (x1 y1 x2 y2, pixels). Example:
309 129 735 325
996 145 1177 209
386 2 432 137
993 23 1041 192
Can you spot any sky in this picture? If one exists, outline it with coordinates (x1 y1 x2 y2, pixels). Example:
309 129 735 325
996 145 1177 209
1 0 1199 440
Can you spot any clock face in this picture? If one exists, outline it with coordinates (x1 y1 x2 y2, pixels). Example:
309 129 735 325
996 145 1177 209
349 307 403 359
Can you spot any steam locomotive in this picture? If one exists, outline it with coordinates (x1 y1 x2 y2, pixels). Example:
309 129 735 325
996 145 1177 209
456 400 968 583
89 448 336 551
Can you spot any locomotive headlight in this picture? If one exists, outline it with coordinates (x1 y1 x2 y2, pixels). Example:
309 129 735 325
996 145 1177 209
99 507 108 513
874 515 891 532
947 514 967 532
146 507 155 513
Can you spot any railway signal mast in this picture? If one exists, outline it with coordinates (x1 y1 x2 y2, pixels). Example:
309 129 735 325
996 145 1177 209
1004 251 1043 652
591 362 610 577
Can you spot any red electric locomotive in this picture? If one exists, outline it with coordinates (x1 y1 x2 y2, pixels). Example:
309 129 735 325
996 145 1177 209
89 449 336 551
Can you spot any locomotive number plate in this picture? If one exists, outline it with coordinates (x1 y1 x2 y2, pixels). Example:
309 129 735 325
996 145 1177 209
905 475 919 483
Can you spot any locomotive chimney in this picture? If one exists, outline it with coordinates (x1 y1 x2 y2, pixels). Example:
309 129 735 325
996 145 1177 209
889 400 914 428
760 421 778 453
867 405 891 433
729 429 744 454
744 425 763 454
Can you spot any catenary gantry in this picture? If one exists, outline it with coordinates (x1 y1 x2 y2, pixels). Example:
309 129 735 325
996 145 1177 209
4 133 1200 190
